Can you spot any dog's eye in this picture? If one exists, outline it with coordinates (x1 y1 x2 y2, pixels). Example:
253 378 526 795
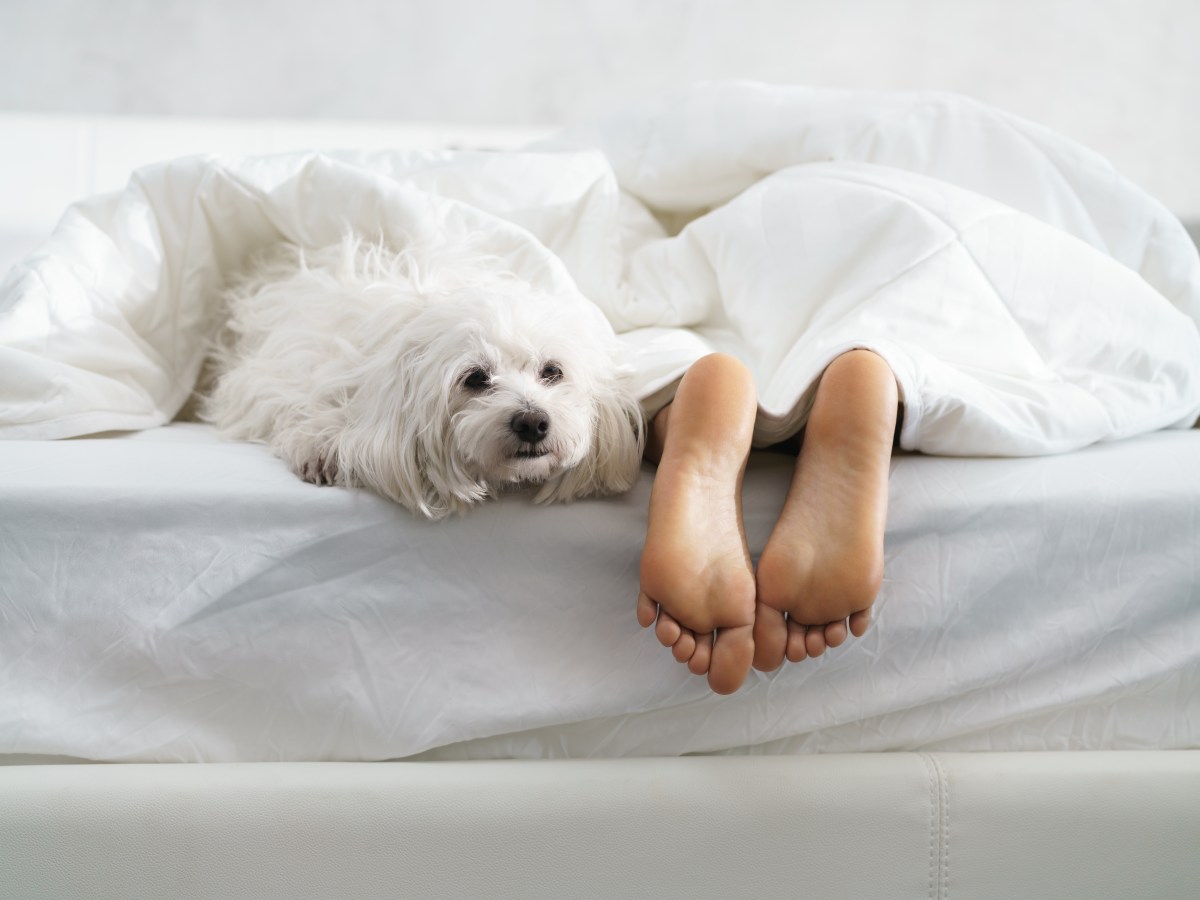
540 363 563 384
462 367 490 390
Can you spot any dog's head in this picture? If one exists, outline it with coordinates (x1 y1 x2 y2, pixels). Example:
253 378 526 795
338 267 645 519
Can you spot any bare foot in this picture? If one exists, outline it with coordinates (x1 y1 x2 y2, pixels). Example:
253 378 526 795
753 350 897 671
637 354 758 694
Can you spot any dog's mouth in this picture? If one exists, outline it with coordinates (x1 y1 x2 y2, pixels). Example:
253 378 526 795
512 448 550 460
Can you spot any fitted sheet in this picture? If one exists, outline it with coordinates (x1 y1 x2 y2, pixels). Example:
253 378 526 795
0 423 1196 762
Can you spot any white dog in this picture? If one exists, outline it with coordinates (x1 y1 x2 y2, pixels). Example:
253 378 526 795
201 235 645 519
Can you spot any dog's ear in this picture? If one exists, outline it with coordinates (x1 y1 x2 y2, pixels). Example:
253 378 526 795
536 379 645 504
338 344 486 520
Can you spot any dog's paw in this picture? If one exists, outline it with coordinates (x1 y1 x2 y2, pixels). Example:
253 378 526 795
297 454 340 487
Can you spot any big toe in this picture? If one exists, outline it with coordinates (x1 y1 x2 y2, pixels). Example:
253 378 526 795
849 607 872 637
636 591 658 628
752 602 787 672
708 624 755 695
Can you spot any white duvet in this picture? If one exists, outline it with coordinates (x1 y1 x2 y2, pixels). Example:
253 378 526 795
2 81 1200 449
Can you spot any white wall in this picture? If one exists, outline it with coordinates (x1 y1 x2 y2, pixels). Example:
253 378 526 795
2 0 1197 217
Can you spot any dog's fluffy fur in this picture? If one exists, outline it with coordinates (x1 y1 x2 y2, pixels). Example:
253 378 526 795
201 235 645 519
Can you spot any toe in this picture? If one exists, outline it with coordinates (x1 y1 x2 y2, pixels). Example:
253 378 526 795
636 592 658 628
655 610 682 647
823 619 848 648
752 602 787 672
708 624 754 694
805 625 827 658
688 632 713 676
672 629 697 662
849 607 871 637
785 618 808 663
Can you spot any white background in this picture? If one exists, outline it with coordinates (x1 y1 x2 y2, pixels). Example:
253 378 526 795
1 0 1197 218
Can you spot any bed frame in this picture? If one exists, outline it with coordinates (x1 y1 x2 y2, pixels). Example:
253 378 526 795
2 114 1198 899
3 752 1198 898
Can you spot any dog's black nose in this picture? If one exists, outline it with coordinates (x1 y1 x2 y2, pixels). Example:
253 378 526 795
510 409 550 444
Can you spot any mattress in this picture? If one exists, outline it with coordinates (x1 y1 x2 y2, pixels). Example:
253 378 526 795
1 422 1196 763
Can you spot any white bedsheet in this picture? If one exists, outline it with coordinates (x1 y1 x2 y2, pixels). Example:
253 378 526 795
0 423 1196 762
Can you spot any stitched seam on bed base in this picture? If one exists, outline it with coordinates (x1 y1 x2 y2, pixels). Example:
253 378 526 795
920 751 937 900
931 753 950 900
919 751 948 900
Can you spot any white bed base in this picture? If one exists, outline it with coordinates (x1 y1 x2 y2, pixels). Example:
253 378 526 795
3 752 1198 899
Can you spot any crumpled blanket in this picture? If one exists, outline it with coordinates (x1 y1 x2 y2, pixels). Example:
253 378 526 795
3 81 1199 453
